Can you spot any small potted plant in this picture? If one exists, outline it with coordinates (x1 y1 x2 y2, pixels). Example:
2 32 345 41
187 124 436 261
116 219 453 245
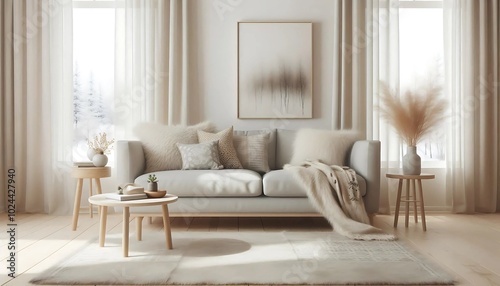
147 174 158 191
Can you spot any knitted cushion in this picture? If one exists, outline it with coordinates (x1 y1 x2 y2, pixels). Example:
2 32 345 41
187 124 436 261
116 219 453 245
198 126 242 169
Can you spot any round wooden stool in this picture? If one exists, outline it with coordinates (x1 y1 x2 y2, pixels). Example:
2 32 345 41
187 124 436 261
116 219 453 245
386 173 435 231
71 166 111 230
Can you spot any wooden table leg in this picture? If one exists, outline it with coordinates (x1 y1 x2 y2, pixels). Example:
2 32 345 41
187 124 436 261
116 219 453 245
136 216 144 241
161 205 173 249
412 179 418 223
72 178 84 231
418 179 427 231
405 179 410 228
393 179 403 228
123 207 130 257
95 178 103 217
89 178 93 218
99 206 108 247
95 178 103 194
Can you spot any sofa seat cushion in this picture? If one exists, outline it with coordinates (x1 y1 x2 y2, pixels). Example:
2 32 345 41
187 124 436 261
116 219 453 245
135 170 262 197
263 170 366 198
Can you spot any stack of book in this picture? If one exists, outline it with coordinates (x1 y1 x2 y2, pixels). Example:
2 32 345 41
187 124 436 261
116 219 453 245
106 183 148 201
105 193 148 201
73 162 95 167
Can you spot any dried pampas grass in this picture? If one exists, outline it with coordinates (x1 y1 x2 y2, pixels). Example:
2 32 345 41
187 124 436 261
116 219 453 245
378 81 447 146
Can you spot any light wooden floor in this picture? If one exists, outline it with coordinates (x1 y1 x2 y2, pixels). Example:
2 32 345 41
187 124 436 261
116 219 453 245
1 212 499 286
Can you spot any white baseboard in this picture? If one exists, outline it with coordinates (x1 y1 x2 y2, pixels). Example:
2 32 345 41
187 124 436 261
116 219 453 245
388 205 452 214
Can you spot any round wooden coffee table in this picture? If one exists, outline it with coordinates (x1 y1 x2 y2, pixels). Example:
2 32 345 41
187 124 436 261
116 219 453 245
88 194 178 257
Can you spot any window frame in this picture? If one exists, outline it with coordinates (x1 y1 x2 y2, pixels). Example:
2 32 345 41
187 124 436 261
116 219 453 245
73 1 119 9
392 0 446 169
72 0 117 162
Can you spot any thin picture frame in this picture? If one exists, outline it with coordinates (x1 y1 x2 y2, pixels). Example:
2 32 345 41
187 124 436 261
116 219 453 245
237 22 313 119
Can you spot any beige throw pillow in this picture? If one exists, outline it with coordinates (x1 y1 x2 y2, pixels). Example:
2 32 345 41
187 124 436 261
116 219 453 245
233 129 276 170
133 121 215 172
198 126 242 169
289 129 361 166
233 133 270 173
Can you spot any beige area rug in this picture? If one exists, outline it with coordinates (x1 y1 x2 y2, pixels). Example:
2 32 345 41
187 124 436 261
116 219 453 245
30 231 454 285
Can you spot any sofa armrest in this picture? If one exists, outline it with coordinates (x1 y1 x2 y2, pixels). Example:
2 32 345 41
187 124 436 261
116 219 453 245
348 140 381 214
117 140 145 184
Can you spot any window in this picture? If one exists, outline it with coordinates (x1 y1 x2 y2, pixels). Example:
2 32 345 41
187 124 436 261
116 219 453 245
399 1 445 165
72 1 115 161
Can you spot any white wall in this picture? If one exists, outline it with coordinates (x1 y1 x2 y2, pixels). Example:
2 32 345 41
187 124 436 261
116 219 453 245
189 0 335 130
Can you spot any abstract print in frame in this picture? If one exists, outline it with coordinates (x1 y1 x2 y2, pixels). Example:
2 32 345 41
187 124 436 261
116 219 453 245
238 22 313 119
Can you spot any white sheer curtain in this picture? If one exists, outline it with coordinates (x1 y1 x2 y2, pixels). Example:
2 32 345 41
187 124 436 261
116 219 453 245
332 0 400 214
0 0 74 214
114 0 190 140
444 0 500 213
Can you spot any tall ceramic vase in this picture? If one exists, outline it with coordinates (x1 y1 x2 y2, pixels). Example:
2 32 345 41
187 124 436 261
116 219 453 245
403 146 421 175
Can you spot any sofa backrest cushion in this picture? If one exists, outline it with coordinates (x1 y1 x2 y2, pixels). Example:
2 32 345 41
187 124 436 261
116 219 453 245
289 129 361 166
233 129 276 170
276 129 297 169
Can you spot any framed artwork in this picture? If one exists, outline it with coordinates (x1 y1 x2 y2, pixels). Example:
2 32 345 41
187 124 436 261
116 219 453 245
237 22 313 119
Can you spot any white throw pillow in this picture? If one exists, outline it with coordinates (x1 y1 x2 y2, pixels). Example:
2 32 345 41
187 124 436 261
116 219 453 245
177 141 224 170
289 129 361 166
133 121 215 172
233 133 270 173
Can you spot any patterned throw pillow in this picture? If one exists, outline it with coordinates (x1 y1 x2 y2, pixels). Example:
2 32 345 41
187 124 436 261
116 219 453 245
176 141 223 170
198 126 243 169
233 133 270 173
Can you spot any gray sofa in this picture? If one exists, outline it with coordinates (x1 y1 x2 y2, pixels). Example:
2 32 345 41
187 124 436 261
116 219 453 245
117 129 381 216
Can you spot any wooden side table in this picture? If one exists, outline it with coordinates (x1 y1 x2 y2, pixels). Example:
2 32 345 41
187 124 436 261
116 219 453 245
71 166 111 230
386 173 435 231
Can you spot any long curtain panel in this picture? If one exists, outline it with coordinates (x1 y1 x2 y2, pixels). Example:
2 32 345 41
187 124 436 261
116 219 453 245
444 0 500 213
114 0 190 141
331 0 400 214
0 0 74 214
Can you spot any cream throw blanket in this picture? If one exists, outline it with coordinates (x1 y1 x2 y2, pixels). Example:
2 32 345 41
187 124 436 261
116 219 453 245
284 161 396 241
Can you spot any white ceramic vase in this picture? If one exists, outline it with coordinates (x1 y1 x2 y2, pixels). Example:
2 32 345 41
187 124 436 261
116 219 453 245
403 146 421 175
92 154 108 167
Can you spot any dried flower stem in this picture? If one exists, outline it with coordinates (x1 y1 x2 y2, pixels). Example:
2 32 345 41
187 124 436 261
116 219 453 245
378 81 447 146
88 132 115 154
